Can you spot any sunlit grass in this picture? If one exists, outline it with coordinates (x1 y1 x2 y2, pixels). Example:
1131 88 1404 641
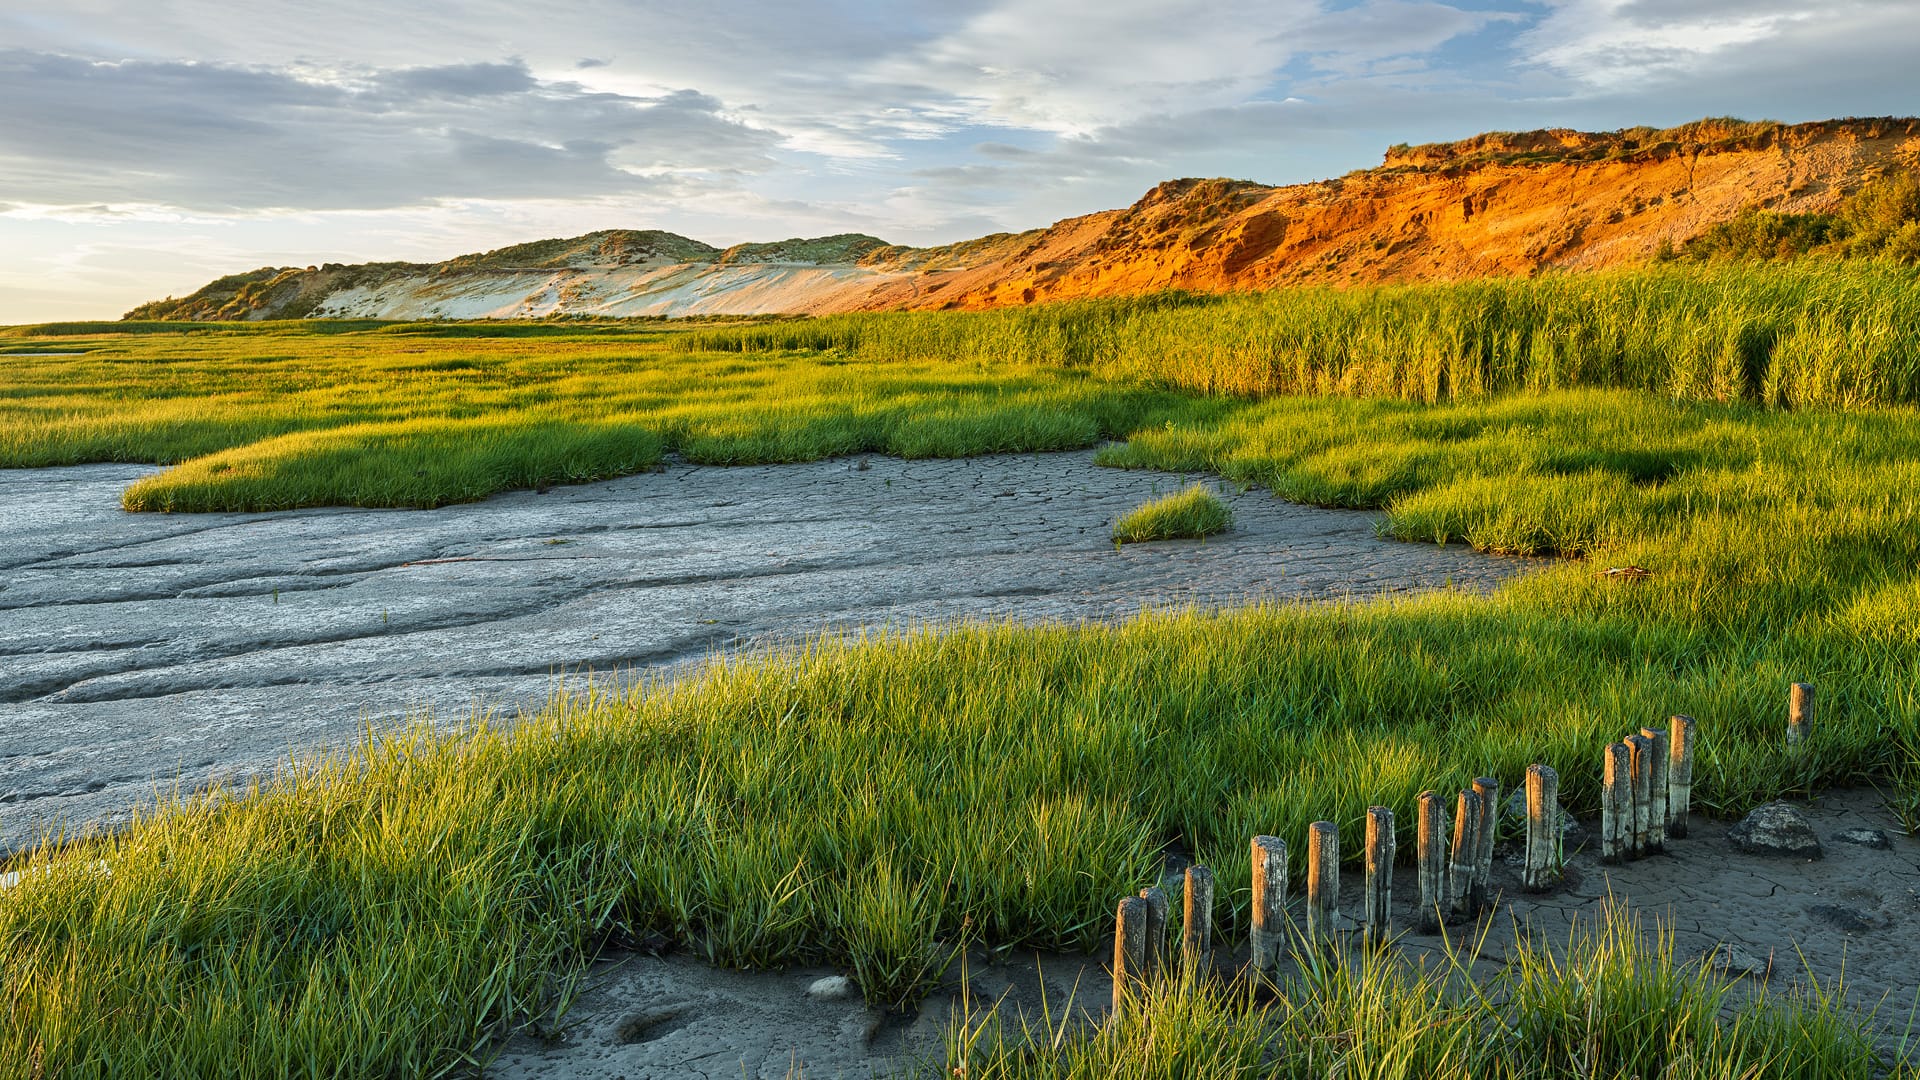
952 909 1894 1078
1112 483 1233 544
5 275 1920 1074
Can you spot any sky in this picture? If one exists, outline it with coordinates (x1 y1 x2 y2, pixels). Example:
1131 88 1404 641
1 0 1915 322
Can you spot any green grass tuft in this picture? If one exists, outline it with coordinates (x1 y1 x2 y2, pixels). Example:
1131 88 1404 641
1112 483 1233 544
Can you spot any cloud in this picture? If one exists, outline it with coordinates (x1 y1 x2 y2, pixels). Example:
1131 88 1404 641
0 52 780 213
1515 0 1920 90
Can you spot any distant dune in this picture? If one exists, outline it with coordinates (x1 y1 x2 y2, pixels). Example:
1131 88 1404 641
129 117 1920 321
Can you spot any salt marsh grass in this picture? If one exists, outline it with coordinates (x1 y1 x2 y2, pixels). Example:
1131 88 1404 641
1112 483 1233 543
696 261 1920 408
5 269 1920 1075
951 911 1889 1079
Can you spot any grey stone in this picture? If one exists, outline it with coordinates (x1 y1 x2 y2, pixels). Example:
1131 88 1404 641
805 975 857 1002
1728 803 1824 859
1701 942 1774 981
1503 788 1584 845
1832 827 1893 850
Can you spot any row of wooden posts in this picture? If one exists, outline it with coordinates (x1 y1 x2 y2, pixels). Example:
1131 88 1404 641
1110 760 1567 1007
1108 696 1759 1011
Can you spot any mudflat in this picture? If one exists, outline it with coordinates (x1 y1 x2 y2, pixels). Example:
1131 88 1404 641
0 451 1519 852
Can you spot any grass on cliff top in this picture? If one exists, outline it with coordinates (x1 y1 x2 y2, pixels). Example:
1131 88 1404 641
1111 482 1233 544
6 382 1920 1074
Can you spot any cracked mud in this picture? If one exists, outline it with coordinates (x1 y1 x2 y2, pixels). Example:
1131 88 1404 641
487 792 1920 1079
0 451 1518 852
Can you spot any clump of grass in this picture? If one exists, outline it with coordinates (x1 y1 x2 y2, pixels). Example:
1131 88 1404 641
949 909 1894 1078
1111 483 1232 544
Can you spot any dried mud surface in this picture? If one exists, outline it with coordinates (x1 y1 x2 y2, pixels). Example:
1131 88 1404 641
485 792 1920 1079
0 451 1517 852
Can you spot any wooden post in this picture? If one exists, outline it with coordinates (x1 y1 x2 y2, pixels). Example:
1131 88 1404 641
1668 715 1696 839
1625 733 1653 857
1449 789 1482 919
1789 683 1814 748
1307 821 1340 946
1416 791 1448 932
1138 885 1169 978
1250 836 1288 977
1113 895 1148 1015
1601 741 1631 863
1523 764 1560 891
1638 726 1670 853
1365 806 1395 945
1471 777 1499 912
1182 865 1214 971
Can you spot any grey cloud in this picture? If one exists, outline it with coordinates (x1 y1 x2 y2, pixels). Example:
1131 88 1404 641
1616 0 1826 25
375 62 537 98
0 51 780 212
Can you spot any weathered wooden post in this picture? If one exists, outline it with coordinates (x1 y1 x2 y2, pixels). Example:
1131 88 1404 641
1638 726 1670 853
1448 789 1482 919
1182 865 1214 970
1250 836 1288 977
1523 764 1560 891
1365 806 1395 945
1789 683 1815 748
1416 791 1448 932
1601 740 1631 863
1113 895 1148 1015
1307 821 1340 946
1471 777 1499 913
1625 733 1653 857
1668 715 1696 839
1138 885 1169 977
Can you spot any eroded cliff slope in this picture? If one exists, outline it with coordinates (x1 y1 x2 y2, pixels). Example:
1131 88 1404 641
131 117 1920 321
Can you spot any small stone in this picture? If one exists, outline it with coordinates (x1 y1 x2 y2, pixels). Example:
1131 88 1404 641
1728 802 1823 859
1810 904 1886 932
1503 789 1584 844
1701 942 1773 980
806 975 857 1002
1831 827 1892 850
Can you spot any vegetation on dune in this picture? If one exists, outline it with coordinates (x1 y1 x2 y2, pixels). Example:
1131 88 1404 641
6 266 1920 1073
1678 168 1920 265
1112 483 1233 544
1385 115 1917 172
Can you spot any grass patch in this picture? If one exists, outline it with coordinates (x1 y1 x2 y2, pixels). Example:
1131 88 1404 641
951 910 1893 1078
1112 483 1233 544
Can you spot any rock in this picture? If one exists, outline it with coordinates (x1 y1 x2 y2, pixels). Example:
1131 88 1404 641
807 975 857 1002
1831 827 1892 850
1728 803 1823 859
1502 789 1585 845
1701 942 1773 981
1809 904 1887 932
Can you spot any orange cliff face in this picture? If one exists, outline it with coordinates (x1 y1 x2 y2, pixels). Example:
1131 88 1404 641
843 117 1920 313
128 117 1920 322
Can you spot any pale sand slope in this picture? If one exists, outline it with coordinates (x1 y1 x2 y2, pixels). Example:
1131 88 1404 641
309 263 919 320
0 451 1519 855
484 791 1919 1079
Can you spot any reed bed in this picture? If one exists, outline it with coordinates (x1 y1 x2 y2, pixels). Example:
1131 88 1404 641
695 262 1920 408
